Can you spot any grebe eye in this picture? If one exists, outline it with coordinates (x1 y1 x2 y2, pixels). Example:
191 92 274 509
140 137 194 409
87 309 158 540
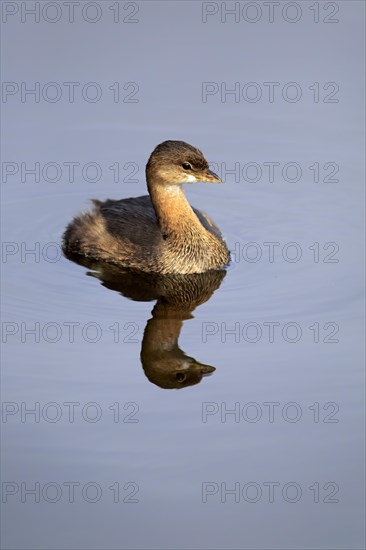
182 162 192 170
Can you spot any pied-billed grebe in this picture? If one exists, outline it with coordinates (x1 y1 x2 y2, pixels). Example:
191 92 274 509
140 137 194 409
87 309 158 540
63 140 230 274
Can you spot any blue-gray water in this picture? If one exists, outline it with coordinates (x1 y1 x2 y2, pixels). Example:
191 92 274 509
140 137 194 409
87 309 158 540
1 1 365 549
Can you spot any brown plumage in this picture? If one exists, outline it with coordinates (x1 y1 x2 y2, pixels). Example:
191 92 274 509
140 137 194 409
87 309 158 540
62 140 230 274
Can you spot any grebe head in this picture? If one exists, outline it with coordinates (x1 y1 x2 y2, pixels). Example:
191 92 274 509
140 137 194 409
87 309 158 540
146 140 221 187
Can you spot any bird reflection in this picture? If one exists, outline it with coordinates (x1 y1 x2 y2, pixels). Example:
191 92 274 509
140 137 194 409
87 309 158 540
64 252 226 389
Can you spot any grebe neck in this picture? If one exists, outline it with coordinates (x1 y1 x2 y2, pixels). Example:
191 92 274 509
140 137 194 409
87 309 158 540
147 182 203 238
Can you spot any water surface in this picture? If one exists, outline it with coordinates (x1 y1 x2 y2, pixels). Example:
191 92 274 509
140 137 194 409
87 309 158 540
1 2 365 549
